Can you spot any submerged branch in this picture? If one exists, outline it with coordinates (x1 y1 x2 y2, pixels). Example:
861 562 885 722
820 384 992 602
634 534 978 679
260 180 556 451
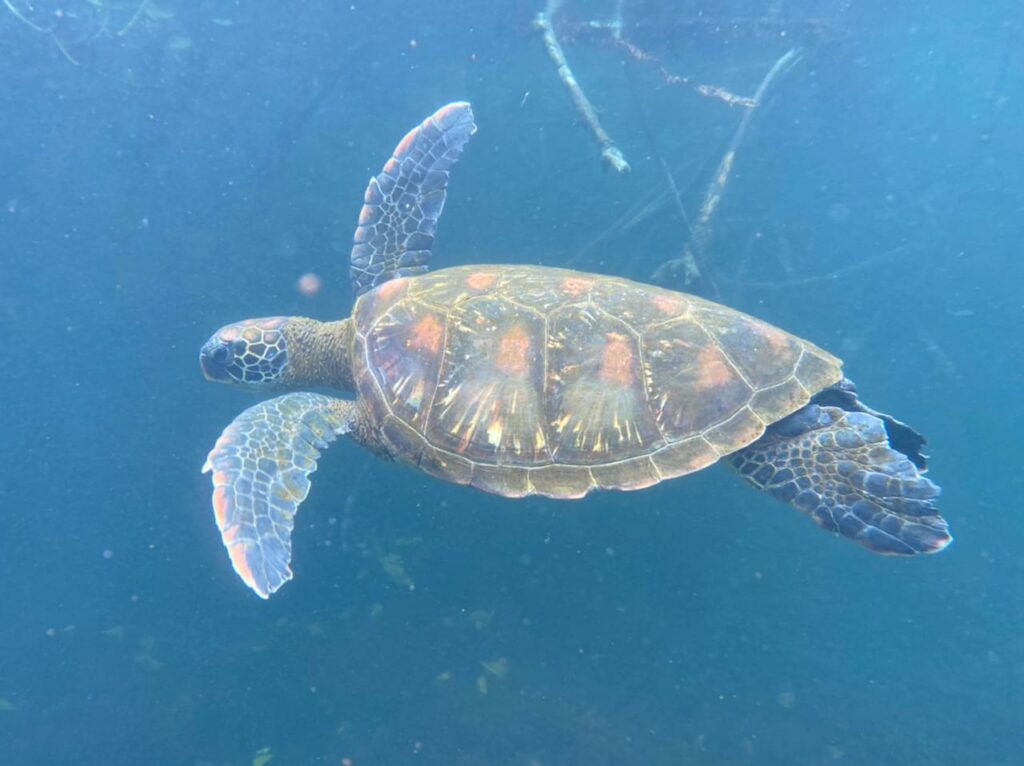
2 0 48 33
4 0 158 65
116 0 150 37
610 36 757 108
535 0 630 173
652 48 802 289
3 0 82 65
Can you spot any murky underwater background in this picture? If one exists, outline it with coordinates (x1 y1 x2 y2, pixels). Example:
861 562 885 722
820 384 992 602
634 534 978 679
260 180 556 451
1 1 1022 764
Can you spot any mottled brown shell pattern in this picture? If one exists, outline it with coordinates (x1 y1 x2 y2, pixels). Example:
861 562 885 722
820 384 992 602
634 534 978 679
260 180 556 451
352 265 842 498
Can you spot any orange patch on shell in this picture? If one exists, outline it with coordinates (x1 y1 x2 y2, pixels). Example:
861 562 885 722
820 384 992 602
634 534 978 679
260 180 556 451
375 277 408 303
653 295 685 316
496 324 532 376
407 313 444 355
466 272 497 290
561 277 590 297
219 327 239 342
758 323 791 353
600 333 635 387
696 346 736 389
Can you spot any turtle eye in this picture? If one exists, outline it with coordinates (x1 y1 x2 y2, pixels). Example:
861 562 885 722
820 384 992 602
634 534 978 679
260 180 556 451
201 335 240 383
212 344 232 364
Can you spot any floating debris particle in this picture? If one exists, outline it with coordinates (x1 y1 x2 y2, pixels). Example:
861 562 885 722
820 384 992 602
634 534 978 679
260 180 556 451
134 636 162 670
379 552 414 590
167 36 193 52
134 653 162 671
297 272 322 297
480 657 509 679
146 5 176 21
827 202 851 223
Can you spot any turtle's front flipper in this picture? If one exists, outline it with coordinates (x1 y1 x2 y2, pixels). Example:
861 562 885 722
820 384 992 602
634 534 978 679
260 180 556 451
350 101 477 296
731 398 952 555
202 393 361 599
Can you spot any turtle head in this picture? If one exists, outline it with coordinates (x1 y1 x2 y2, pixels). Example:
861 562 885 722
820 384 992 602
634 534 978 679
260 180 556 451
200 316 355 392
200 317 294 390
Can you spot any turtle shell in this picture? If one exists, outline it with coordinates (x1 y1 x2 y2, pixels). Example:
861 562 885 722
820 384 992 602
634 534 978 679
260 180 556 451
351 265 842 499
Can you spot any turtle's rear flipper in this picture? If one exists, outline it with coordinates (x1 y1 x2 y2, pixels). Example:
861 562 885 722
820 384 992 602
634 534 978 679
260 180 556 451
202 393 359 599
731 400 952 555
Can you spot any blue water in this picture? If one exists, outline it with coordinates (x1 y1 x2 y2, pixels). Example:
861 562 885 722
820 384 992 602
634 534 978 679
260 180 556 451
2 1 1022 764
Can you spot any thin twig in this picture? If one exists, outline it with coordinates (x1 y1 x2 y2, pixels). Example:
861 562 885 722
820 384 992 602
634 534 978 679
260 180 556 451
117 0 150 37
535 0 630 173
613 14 837 43
611 0 624 39
717 243 912 289
626 69 694 240
611 37 757 108
566 184 672 267
652 48 802 288
3 0 49 33
565 155 705 270
3 0 82 65
50 30 82 66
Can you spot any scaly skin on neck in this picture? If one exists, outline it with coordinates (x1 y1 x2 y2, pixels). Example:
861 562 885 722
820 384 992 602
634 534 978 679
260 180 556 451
281 317 356 392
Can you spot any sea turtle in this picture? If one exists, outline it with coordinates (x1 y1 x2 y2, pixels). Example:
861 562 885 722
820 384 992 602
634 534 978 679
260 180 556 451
200 102 951 599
